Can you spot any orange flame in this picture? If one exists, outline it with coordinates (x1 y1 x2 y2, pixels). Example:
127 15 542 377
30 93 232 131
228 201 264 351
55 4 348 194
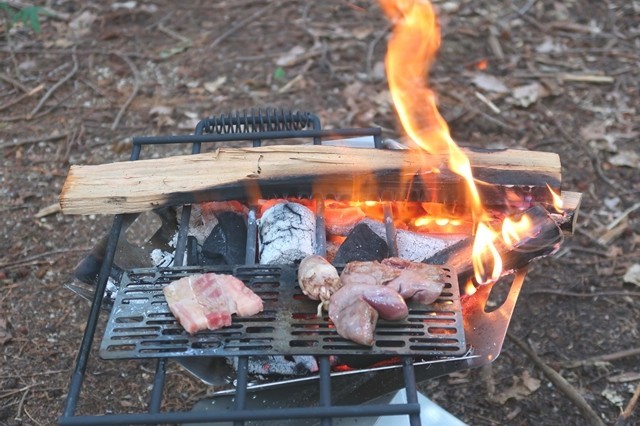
380 0 504 283
547 184 564 212
502 216 533 249
471 223 502 284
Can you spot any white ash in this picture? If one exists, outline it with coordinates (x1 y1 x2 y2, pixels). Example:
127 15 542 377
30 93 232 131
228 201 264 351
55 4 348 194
151 249 175 267
187 202 250 246
227 355 319 377
187 204 219 246
105 276 118 301
360 218 465 262
259 202 316 265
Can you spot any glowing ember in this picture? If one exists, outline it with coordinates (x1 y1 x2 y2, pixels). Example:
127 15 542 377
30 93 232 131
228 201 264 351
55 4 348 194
380 0 507 283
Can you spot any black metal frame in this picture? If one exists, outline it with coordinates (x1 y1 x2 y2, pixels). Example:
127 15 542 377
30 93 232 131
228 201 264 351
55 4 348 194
60 109 433 425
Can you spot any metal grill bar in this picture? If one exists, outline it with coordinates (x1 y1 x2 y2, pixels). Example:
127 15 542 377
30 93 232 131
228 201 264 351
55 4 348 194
131 127 381 145
60 403 422 425
62 111 452 425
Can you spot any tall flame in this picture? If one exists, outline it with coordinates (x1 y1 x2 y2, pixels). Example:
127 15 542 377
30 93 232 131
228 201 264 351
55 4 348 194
380 0 483 220
380 0 502 283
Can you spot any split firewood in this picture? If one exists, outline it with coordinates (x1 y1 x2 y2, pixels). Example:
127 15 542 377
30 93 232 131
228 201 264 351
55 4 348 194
60 145 562 215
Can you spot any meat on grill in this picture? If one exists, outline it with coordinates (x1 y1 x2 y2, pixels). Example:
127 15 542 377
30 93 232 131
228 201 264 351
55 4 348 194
328 283 408 346
298 255 342 315
340 260 400 287
163 273 263 334
381 257 445 305
340 258 444 305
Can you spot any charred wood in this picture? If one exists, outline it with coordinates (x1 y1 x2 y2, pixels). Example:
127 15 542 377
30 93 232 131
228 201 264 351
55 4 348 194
425 205 563 284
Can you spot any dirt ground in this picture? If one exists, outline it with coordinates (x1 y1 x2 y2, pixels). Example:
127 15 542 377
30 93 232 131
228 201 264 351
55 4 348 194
1 1 639 425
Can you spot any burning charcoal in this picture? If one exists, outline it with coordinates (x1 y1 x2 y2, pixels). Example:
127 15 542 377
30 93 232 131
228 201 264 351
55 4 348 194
228 355 319 377
360 218 464 262
259 202 316 265
333 223 389 264
324 201 366 236
329 284 408 346
201 211 247 265
189 201 248 245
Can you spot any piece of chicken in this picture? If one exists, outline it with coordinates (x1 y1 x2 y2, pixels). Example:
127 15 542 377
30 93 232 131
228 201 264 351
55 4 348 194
298 255 342 316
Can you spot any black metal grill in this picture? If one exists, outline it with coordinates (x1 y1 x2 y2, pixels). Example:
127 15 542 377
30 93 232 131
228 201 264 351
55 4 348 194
60 109 490 425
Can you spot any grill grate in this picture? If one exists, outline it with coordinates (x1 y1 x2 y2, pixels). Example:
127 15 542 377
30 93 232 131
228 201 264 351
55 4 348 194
61 109 465 426
101 265 465 359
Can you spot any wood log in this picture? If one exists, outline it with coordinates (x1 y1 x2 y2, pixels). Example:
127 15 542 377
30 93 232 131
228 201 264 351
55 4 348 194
60 145 562 215
425 205 563 285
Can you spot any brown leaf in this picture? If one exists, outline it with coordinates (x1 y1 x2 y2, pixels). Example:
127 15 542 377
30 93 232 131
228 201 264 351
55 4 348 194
471 73 509 94
492 371 541 405
623 264 640 286
0 318 12 345
608 150 640 169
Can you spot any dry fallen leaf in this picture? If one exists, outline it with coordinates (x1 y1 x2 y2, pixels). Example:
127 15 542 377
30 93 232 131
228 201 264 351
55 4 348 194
203 76 227 94
622 264 640 286
0 319 12 345
536 37 566 54
492 371 541 405
471 73 509 94
608 150 640 169
602 387 625 407
607 372 640 383
69 11 97 37
511 83 541 108
275 46 307 67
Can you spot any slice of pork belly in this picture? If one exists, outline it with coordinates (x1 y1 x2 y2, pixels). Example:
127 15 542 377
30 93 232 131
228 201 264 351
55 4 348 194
163 274 208 334
163 273 263 334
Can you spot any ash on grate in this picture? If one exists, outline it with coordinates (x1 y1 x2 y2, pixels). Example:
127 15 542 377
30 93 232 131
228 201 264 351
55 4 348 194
227 355 319 377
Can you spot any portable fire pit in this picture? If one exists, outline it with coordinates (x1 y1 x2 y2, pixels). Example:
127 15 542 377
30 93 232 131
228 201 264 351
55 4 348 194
59 109 580 425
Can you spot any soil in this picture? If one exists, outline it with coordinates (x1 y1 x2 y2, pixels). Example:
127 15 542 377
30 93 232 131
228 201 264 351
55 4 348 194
1 1 639 425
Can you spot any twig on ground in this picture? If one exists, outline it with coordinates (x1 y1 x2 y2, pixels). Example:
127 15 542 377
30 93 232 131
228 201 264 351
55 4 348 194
110 53 140 130
0 83 44 112
15 387 29 421
605 202 640 233
507 332 605 426
0 131 70 149
524 289 640 298
616 382 640 426
209 3 274 49
0 72 29 93
0 247 92 269
366 23 392 82
28 50 78 119
560 347 640 369
474 91 501 114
